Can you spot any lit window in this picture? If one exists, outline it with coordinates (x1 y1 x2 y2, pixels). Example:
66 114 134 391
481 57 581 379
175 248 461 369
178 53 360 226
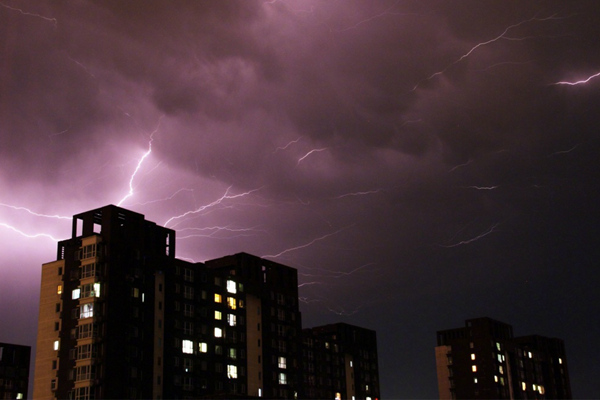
471 353 476 360
53 340 59 351
558 358 563 364
182 340 194 354
215 327 223 338
57 285 62 295
227 314 236 326
350 361 353 368
227 297 237 310
93 282 101 297
499 366 504 374
199 342 207 353
16 394 23 400
522 382 527 391
279 372 287 385
528 352 532 358
215 311 222 320
497 354 502 363
472 365 477 372
214 293 222 303
227 280 237 294
474 378 478 384
229 348 237 359
539 385 544 394
72 289 80 300
496 342 501 351
80 303 94 319
227 365 238 379
278 356 286 369
533 384 537 391
494 375 498 382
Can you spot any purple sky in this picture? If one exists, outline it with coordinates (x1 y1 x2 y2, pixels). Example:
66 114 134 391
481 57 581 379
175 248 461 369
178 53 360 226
1 1 600 397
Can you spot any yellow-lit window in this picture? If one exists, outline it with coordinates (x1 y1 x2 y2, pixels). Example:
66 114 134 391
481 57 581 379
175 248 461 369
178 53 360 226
472 365 477 372
227 297 236 310
214 293 222 303
57 285 62 295
215 311 222 320
522 382 527 391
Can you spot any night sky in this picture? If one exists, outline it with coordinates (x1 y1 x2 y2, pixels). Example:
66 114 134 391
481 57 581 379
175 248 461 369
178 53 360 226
1 1 600 398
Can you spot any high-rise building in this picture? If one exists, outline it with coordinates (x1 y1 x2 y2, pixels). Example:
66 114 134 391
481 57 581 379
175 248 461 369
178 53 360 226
0 342 31 400
33 205 379 400
301 323 380 400
435 317 571 400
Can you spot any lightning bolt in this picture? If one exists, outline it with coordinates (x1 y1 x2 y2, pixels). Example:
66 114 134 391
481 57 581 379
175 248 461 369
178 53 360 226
296 148 328 165
262 225 353 259
551 72 600 86
0 1 57 28
0 203 71 219
440 222 500 248
448 159 473 173
163 186 263 228
413 14 564 90
548 144 580 156
464 186 499 190
176 226 266 240
273 138 301 153
334 189 382 199
0 222 60 241
117 118 163 206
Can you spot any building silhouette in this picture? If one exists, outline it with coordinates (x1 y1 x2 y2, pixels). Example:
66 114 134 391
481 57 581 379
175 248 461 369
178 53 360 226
435 317 571 399
302 323 380 400
0 342 31 400
32 205 379 399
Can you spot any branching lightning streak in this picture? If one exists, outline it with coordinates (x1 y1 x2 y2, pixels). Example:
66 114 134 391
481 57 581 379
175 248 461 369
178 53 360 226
0 203 71 219
176 226 265 240
297 148 328 165
448 159 473 173
273 138 301 153
0 222 59 241
327 0 404 33
163 186 263 228
440 223 500 248
117 118 163 206
413 14 562 90
0 1 57 27
552 71 600 86
299 262 376 279
127 188 194 207
262 225 354 259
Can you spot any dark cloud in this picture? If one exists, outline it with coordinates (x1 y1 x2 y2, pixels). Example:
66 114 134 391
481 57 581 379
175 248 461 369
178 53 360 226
1 1 600 398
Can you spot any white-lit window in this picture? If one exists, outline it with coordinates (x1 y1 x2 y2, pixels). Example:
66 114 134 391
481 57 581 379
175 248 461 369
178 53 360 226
215 327 223 338
182 340 194 354
522 382 527 391
278 356 286 369
215 311 222 320
227 280 237 294
533 384 537 391
496 342 501 351
497 354 502 363
227 365 238 379
80 303 94 319
528 352 532 358
472 365 477 372
16 394 23 400
227 314 236 326
72 288 80 300
558 358 563 364
199 342 207 353
53 340 60 351
494 375 498 383
350 360 353 367
278 372 287 385
474 378 478 384
471 353 476 360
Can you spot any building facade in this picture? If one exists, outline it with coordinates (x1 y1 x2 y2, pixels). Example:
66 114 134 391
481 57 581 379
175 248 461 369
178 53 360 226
0 342 31 400
33 205 379 400
435 317 571 400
